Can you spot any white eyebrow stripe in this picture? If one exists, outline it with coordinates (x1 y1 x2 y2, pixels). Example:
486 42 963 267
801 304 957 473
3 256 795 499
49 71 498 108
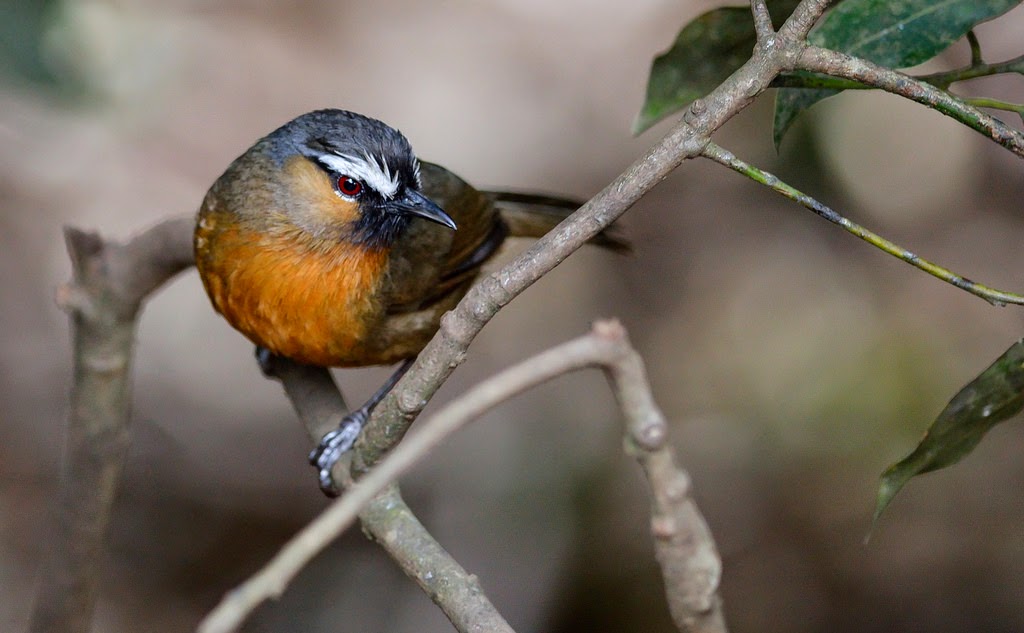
412 158 422 187
317 152 401 199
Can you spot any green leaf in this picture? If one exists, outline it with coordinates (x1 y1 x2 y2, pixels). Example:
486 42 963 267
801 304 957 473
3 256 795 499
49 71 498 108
634 0 803 134
873 339 1024 525
0 0 64 87
774 0 1024 148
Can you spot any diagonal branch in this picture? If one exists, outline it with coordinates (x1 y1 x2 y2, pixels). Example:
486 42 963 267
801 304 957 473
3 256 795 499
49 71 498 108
38 1 841 629
349 0 839 479
250 357 516 633
39 218 517 633
915 53 1024 89
797 46 1024 158
701 142 1024 306
198 321 727 633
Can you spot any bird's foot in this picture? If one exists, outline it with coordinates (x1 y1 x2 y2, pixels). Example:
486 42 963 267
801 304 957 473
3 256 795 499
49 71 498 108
309 409 369 497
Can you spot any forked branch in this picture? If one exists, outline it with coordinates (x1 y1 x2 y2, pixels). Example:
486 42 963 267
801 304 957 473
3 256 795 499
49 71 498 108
198 321 726 633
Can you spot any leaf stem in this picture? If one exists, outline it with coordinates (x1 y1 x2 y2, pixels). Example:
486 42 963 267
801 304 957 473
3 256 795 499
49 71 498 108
701 141 1024 307
917 53 1024 89
958 95 1024 123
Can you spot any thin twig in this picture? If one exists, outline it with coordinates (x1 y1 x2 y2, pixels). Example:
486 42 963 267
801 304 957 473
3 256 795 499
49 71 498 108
701 142 1024 306
198 321 727 633
798 46 1024 158
919 54 1024 88
966 30 984 66
31 218 194 633
959 95 1024 122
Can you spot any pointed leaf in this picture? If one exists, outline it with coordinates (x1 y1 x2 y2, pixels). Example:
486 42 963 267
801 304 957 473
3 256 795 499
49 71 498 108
873 339 1024 525
635 0 803 134
774 0 1024 148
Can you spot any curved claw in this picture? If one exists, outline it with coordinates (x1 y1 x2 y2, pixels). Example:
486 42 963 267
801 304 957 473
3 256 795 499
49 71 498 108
309 409 369 497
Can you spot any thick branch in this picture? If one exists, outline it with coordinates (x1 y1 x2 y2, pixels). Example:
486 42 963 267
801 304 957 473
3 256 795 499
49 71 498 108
42 218 513 633
39 1 841 627
350 0 839 477
242 357 516 633
199 321 727 633
31 218 194 633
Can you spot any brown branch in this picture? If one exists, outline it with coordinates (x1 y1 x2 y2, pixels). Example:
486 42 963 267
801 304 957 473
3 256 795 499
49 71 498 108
39 215 514 633
37 2 844 629
349 0 835 476
250 357 517 633
31 217 194 633
750 0 775 44
599 321 725 633
205 3 835 623
199 321 727 633
797 46 1024 159
777 0 832 42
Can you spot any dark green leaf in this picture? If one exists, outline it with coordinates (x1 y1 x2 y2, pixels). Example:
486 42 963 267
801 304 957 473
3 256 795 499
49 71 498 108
873 339 1024 525
0 0 64 87
635 0 803 134
774 0 1024 148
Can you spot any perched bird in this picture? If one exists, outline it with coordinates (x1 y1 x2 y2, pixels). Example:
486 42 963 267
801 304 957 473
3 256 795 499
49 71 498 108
194 109 625 495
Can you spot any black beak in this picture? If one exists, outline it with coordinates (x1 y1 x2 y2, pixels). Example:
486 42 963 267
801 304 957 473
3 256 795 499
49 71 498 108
390 189 457 230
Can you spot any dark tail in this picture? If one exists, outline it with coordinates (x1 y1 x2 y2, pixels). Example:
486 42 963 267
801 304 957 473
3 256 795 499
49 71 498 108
487 191 631 254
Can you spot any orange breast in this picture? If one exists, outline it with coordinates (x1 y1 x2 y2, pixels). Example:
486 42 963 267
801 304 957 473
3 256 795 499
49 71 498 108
196 217 389 367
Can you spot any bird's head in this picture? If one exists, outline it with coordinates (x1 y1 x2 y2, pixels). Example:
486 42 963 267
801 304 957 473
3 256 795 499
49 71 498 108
251 109 456 249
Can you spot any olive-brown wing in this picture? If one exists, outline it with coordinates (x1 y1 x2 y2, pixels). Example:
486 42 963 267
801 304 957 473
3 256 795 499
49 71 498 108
384 162 505 311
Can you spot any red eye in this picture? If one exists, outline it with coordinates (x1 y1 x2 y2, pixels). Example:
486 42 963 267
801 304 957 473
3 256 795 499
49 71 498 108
337 175 363 197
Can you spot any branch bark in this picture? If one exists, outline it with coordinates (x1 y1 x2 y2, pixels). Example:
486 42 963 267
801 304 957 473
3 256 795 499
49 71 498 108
248 357 517 633
36 219 514 633
36 1 846 630
350 0 837 478
31 218 194 633
199 321 727 633
797 46 1024 158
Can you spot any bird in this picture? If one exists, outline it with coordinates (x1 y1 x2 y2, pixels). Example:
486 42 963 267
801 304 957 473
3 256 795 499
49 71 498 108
194 109 626 495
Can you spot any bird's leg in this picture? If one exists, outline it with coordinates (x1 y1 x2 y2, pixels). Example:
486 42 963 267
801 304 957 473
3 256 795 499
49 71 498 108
254 345 277 377
309 358 415 496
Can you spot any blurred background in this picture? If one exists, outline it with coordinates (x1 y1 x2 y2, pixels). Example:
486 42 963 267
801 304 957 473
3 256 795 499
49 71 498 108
3 1 1024 631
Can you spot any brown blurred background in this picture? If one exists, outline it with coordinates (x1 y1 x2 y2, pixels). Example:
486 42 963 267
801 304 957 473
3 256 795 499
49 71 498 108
3 1 1024 631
